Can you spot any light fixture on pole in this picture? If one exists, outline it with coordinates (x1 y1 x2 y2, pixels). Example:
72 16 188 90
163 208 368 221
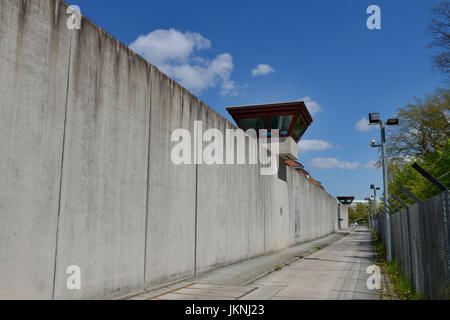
369 113 399 262
369 113 381 124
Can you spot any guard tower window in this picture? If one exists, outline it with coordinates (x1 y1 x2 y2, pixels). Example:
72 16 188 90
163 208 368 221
239 118 263 131
270 115 293 131
337 197 355 205
292 117 307 141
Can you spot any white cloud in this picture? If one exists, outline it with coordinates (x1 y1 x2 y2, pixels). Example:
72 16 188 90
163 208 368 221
163 53 235 95
129 29 211 65
308 157 360 170
252 64 275 76
298 139 333 154
130 28 237 96
299 96 323 116
355 117 376 132
220 79 238 97
364 160 378 169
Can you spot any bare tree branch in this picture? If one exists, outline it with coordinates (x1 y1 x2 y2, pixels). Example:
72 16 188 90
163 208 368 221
428 2 450 76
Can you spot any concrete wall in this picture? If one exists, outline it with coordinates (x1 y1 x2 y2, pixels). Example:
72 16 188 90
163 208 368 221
145 67 198 288
0 0 71 299
52 14 151 300
0 0 342 300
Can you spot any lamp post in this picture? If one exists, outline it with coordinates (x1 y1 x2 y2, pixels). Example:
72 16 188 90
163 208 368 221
370 184 380 223
364 197 373 227
369 113 398 262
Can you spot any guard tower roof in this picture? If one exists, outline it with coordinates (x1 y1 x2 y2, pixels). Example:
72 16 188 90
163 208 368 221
226 101 313 143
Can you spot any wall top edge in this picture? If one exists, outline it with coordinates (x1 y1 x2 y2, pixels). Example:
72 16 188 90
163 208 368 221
59 0 237 129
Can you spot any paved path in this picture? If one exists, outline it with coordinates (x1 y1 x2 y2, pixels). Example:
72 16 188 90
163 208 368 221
249 226 380 299
129 227 381 300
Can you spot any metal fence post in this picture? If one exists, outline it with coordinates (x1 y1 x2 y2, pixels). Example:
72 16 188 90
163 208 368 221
389 200 402 268
392 193 414 291
380 207 390 248
398 184 429 299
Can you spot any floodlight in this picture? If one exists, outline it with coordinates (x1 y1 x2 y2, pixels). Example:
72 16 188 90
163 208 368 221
369 113 381 124
387 118 399 126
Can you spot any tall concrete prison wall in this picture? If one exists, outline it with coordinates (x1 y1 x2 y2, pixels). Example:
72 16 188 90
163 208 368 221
0 0 342 299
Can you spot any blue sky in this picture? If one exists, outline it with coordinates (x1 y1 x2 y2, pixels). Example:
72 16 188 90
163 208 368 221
69 0 445 199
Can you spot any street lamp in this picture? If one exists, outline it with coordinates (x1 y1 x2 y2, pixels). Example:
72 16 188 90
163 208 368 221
369 113 381 124
386 118 399 126
364 197 372 227
369 185 380 227
369 113 399 262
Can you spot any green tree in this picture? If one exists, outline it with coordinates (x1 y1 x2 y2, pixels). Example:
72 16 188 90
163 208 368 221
385 88 450 163
385 88 449 204
348 202 370 222
389 140 450 205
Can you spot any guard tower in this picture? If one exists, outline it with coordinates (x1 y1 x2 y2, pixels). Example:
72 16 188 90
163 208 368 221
226 101 313 161
336 196 354 229
337 197 355 205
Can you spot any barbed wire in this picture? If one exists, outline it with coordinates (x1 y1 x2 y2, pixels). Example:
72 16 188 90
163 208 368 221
426 149 450 170
418 170 450 193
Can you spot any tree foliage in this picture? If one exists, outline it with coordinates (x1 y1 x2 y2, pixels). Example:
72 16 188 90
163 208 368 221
379 87 450 206
386 88 450 163
348 202 371 222
389 140 450 206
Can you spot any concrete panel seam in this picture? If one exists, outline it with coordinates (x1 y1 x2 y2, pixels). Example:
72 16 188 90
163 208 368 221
52 28 73 300
194 98 199 276
143 66 153 287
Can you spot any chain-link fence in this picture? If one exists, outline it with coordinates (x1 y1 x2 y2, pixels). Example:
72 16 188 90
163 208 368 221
372 191 450 299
